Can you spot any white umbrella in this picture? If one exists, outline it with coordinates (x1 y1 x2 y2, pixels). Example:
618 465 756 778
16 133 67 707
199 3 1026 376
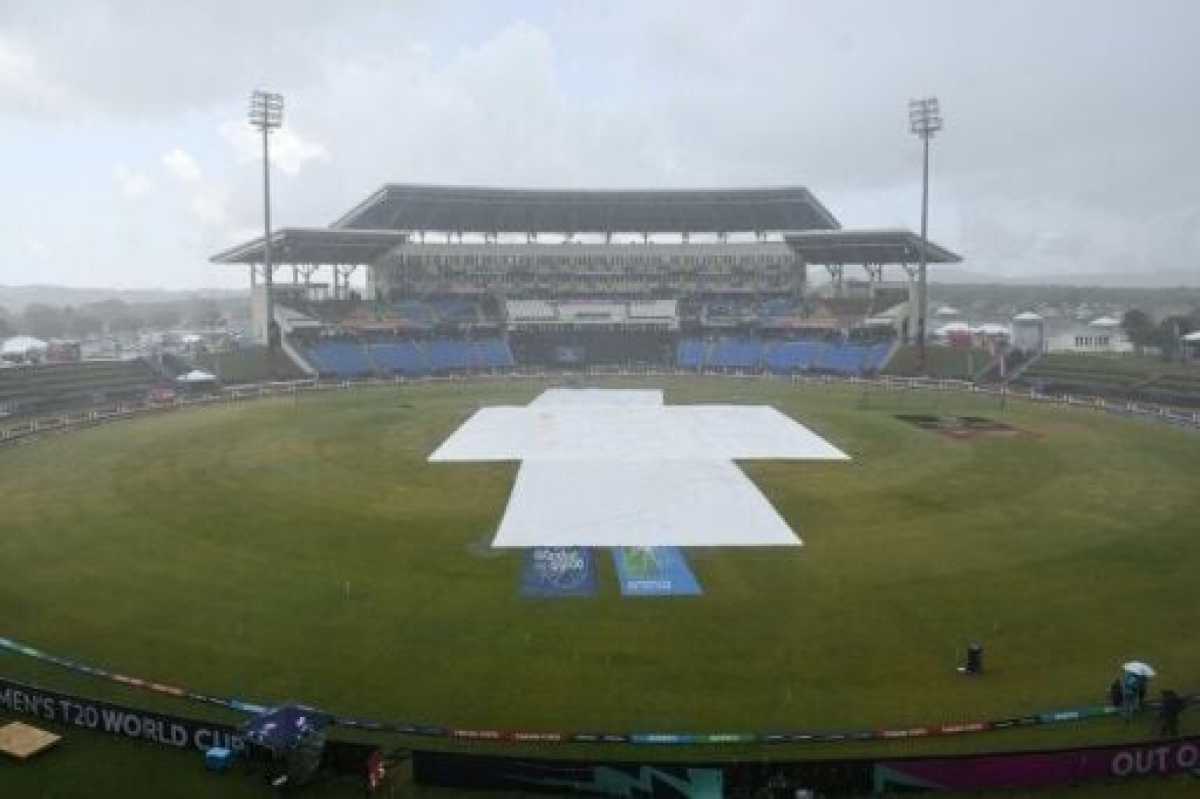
1 335 48 356
176 369 217 383
1123 661 1156 678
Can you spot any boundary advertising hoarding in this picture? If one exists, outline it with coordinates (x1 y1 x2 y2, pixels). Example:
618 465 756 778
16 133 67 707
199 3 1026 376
0 677 242 753
414 737 1200 796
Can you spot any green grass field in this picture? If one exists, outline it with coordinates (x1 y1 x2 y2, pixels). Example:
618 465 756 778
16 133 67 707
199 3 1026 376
2 376 1199 796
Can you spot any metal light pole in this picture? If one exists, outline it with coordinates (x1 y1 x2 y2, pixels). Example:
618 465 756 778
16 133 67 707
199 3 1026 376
909 96 942 373
249 90 284 349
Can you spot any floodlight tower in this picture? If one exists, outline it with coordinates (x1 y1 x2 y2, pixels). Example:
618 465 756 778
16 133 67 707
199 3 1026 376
249 90 284 349
908 96 943 373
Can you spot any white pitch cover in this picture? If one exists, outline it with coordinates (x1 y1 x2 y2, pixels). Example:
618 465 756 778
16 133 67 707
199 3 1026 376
428 389 850 547
492 459 800 547
529 388 664 407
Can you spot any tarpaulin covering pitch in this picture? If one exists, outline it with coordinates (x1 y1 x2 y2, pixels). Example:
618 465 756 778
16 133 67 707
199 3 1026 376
429 389 849 547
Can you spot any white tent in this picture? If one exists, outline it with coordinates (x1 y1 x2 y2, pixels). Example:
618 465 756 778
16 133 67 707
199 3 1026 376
176 369 217 383
934 321 971 336
973 323 1010 337
2 335 48 356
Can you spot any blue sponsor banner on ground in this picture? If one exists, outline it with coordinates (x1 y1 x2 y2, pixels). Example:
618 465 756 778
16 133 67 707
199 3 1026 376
519 547 598 598
612 547 703 597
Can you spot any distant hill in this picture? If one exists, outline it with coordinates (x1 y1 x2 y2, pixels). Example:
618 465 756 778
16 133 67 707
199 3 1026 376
0 285 246 313
928 268 1200 289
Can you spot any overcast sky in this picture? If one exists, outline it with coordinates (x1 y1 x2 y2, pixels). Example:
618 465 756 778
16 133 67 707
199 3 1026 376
1 0 1198 289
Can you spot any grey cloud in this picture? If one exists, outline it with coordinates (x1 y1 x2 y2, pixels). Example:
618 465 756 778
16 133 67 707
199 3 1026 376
1 0 1198 287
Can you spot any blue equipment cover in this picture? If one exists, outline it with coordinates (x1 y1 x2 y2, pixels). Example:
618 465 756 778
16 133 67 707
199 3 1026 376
241 704 333 755
205 747 234 772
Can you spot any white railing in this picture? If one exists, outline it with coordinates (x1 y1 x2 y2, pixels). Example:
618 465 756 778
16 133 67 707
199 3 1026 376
2 370 1198 447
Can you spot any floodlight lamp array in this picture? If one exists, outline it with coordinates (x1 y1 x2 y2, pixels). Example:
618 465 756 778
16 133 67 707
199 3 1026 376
248 90 284 130
908 96 942 138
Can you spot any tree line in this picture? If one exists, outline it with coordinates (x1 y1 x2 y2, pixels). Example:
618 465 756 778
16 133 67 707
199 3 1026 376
1121 308 1200 359
0 297 247 341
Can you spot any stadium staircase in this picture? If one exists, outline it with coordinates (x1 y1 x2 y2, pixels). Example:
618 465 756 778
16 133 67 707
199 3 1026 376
280 337 319 378
877 338 903 373
0 359 159 417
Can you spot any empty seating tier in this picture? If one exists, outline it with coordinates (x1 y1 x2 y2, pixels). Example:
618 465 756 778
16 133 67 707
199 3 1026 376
677 337 893 376
303 338 515 378
0 359 159 416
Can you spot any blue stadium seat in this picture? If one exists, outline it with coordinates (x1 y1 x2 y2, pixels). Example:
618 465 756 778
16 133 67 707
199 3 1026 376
305 341 373 378
765 340 823 372
816 343 864 374
758 338 896 376
368 341 430 375
349 338 516 375
677 339 706 369
709 337 763 369
474 338 515 368
429 339 475 371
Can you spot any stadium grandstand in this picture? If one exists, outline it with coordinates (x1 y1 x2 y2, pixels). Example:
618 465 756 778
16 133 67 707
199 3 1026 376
210 185 961 376
1013 352 1200 409
0 359 160 418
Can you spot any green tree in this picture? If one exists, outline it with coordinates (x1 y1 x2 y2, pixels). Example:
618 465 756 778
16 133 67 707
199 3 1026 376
21 303 68 339
109 314 144 335
68 313 104 339
1120 308 1156 354
147 306 182 330
187 299 222 328
85 299 129 327
1153 315 1199 361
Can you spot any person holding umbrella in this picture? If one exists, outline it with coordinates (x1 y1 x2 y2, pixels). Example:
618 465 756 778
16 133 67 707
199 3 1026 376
1121 661 1155 720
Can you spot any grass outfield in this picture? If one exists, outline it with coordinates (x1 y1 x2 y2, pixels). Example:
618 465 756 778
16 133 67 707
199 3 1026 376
2 376 1199 794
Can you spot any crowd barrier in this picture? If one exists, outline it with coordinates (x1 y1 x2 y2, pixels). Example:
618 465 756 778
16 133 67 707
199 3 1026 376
414 739 1200 796
0 635 1191 751
2 368 1197 448
3 671 1198 796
